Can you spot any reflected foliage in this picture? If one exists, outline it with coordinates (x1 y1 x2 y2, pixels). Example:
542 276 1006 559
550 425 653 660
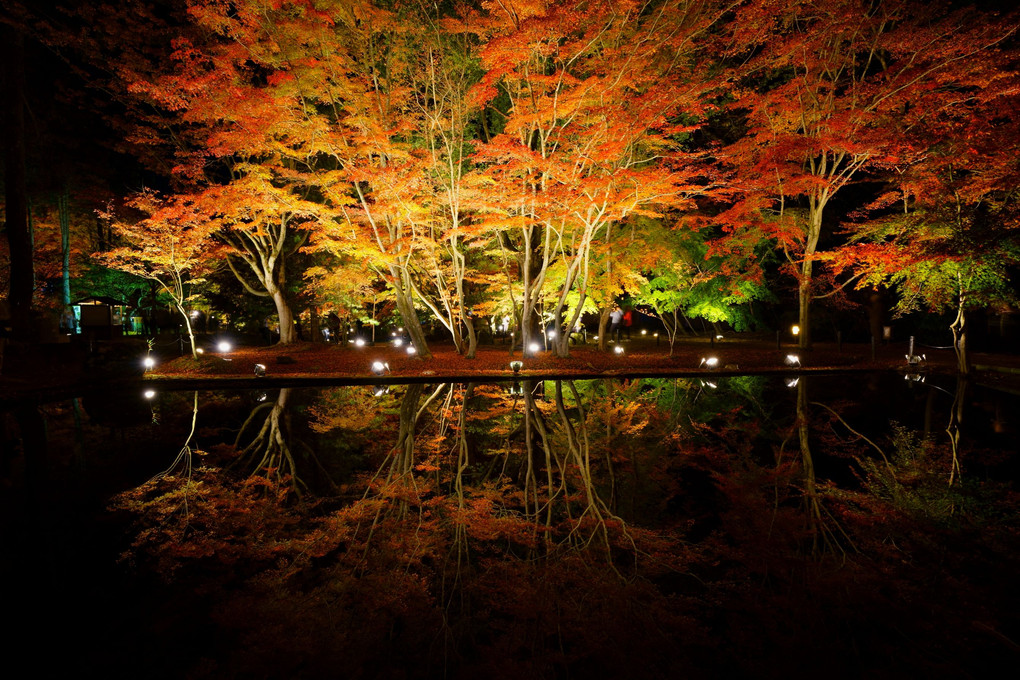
104 377 1020 678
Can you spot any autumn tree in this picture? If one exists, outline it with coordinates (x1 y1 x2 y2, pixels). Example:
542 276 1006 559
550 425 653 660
99 191 215 359
718 0 1017 349
462 0 729 357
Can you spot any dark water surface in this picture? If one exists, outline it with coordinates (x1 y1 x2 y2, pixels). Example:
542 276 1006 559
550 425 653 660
2 373 1018 679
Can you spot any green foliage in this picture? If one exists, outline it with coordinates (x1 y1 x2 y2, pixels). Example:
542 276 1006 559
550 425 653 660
638 225 773 331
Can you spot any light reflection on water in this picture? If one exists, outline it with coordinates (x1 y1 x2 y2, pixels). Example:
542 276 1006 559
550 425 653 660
3 374 1019 678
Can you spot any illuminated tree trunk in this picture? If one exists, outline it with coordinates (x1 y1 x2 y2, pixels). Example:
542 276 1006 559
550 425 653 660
950 285 969 375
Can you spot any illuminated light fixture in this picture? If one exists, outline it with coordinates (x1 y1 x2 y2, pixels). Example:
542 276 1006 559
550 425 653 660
398 327 404 332
614 345 625 355
791 325 800 336
786 377 800 388
653 332 658 337
785 354 801 368
391 331 397 337
547 330 557 339
217 341 232 352
641 329 647 336
510 360 523 374
904 372 925 383
190 310 200 318
593 335 599 340
700 379 718 389
528 342 541 354
716 334 723 340
143 356 156 370
508 381 524 396
143 389 157 400
371 360 390 375
256 392 268 402
699 356 719 369
406 345 417 355
393 338 404 347
196 348 205 354
254 363 267 377
374 386 390 397
354 338 366 347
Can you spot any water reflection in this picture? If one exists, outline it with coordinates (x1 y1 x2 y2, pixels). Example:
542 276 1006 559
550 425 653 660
3 375 1019 678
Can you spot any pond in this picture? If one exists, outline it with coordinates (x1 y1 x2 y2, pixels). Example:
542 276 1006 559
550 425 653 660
2 373 1019 679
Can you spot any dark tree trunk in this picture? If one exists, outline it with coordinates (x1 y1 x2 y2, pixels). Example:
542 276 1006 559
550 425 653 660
3 27 34 342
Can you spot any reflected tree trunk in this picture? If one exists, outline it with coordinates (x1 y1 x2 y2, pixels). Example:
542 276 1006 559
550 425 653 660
946 375 968 487
235 389 301 493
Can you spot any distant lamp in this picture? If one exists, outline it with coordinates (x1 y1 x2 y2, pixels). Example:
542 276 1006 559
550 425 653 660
143 356 156 370
393 338 404 347
785 354 801 368
786 377 800 388
371 360 390 375
510 360 523 374
716 334 723 340
641 329 647 336
614 345 625 355
547 330 557 339
791 325 800 336
398 327 404 332
254 363 267 377
406 345 417 355
217 341 232 353
699 356 719 369
528 342 541 355
354 338 366 347
196 348 205 354
143 389 157 400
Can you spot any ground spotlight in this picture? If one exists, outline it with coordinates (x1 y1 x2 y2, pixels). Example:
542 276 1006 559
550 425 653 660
373 386 390 397
614 345 624 355
641 329 647 336
371 360 390 375
393 338 404 347
143 356 156 370
143 389 157 400
785 354 801 368
406 345 417 355
254 363 267 377
354 338 366 347
196 348 205 354
699 356 719 369
510 360 523 373
528 342 541 355
699 380 718 389
547 330 557 339
217 341 232 352
786 377 800 388
791 325 800 336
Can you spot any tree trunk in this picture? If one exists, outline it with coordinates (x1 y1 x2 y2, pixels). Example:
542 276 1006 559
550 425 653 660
272 290 295 344
950 302 968 375
798 265 813 350
393 277 431 359
3 27 33 342
59 190 71 308
597 306 611 352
